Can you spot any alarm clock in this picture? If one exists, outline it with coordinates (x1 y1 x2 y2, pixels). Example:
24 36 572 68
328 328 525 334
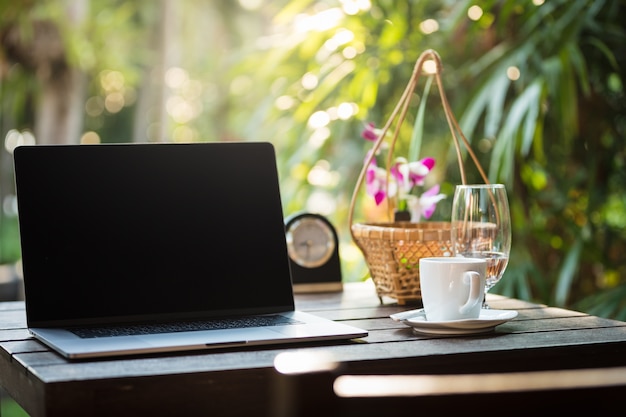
285 212 342 293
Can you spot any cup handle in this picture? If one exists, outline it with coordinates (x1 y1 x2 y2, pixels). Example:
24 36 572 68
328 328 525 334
459 271 482 314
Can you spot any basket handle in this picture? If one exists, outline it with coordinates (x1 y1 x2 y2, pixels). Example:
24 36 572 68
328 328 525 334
348 49 490 237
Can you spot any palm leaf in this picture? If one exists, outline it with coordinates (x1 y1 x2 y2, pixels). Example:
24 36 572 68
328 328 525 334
555 238 583 306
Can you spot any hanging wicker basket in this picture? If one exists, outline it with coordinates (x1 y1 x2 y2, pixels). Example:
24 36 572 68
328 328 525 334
349 49 490 305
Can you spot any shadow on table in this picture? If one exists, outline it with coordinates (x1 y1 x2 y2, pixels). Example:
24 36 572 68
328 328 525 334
271 351 626 417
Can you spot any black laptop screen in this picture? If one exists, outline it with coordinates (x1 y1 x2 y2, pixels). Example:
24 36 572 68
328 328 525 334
14 142 296 326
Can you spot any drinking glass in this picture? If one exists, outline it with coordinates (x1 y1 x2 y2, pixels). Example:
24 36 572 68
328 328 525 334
450 184 511 309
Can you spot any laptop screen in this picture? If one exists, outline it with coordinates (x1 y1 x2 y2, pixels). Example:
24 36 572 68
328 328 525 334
14 142 295 327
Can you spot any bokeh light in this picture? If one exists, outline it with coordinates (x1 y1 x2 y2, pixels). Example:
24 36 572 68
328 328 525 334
301 73 319 90
419 19 439 35
4 129 36 154
468 5 483 21
80 131 101 144
308 111 330 129
507 66 521 81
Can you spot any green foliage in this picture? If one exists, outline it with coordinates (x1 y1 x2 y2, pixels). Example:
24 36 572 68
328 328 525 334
0 216 20 264
232 0 626 318
1 0 625 318
0 395 29 417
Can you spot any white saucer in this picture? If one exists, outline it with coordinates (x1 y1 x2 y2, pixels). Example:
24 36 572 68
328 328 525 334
390 308 518 336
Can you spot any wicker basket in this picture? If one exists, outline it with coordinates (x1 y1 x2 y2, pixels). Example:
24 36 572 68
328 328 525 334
351 221 452 304
349 49 489 305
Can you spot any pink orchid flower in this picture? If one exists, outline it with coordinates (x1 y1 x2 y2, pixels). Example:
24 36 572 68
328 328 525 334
361 121 443 219
391 157 436 194
361 122 381 141
407 184 446 221
365 151 395 205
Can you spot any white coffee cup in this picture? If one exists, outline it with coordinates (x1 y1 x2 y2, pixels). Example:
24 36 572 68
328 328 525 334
419 257 487 321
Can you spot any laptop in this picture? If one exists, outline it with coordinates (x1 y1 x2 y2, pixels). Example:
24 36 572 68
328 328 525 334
13 142 367 359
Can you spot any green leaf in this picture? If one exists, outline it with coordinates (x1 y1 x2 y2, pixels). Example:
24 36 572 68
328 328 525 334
567 43 591 96
491 78 542 183
484 73 511 138
519 80 544 156
458 77 493 141
555 238 583 306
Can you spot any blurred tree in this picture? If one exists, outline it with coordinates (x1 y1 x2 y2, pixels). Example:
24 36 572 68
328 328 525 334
231 0 626 318
0 0 152 264
1 0 625 319
0 0 256 261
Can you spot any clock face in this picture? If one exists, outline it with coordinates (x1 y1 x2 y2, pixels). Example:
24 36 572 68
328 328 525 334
286 216 336 268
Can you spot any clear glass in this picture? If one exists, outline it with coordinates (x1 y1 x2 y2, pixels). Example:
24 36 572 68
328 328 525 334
451 184 512 308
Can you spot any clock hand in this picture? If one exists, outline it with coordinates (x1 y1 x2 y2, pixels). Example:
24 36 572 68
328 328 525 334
297 240 315 259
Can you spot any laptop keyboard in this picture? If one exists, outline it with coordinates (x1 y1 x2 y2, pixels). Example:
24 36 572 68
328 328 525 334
70 315 302 339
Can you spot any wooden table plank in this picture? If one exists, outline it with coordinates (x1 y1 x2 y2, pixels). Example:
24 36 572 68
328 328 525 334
11 322 626 382
2 283 626 417
0 309 27 329
0 301 26 312
0 329 31 342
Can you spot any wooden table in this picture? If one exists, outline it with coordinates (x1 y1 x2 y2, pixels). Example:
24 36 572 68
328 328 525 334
2 282 626 416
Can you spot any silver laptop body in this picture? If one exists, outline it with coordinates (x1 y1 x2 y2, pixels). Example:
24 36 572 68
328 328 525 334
13 142 366 359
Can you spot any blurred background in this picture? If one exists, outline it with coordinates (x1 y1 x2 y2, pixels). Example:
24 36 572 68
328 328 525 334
1 0 625 321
